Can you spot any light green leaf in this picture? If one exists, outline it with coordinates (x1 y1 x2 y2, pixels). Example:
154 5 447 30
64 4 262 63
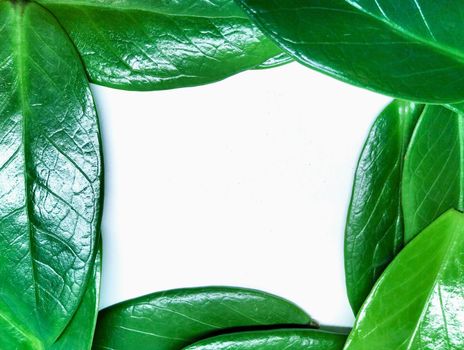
236 0 464 102
183 329 347 350
345 100 423 314
0 1 102 347
345 209 464 350
36 0 285 91
92 287 315 350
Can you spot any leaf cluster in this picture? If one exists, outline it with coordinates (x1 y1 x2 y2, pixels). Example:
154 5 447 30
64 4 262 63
0 0 463 349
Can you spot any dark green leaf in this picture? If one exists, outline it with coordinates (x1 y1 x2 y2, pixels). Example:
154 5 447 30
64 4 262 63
345 209 464 350
92 286 315 350
183 329 347 350
236 0 464 103
345 100 423 314
52 243 102 350
403 105 464 242
36 0 284 91
0 2 102 347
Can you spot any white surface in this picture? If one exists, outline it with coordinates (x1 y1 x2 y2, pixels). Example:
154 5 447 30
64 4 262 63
93 62 390 328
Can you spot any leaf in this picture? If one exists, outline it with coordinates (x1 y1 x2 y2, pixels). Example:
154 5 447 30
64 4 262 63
402 105 464 242
183 329 347 350
236 0 464 103
36 0 285 91
0 2 102 347
51 242 102 350
92 286 315 350
344 209 464 350
345 100 424 314
255 52 293 69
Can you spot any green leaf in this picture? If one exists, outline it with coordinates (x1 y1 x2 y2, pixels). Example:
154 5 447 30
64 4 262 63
36 0 284 91
403 105 464 242
0 2 102 347
183 329 347 350
345 209 464 350
51 243 102 350
92 286 315 350
345 100 423 314
236 0 464 103
255 52 292 69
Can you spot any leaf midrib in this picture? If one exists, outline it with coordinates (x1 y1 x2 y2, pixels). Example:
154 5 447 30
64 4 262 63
14 1 41 313
33 0 248 20
345 0 464 63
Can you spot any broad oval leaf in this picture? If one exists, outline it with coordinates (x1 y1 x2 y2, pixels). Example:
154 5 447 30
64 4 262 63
51 243 102 350
402 105 464 242
344 209 464 350
92 286 315 350
183 329 347 350
236 0 464 103
0 2 102 347
345 100 423 314
36 0 285 91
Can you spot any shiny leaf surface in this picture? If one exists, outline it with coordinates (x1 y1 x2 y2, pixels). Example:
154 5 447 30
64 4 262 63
403 105 464 242
345 100 423 314
236 0 464 102
92 286 314 350
51 244 102 350
36 0 284 91
255 52 292 69
345 209 464 350
184 329 347 350
0 2 102 347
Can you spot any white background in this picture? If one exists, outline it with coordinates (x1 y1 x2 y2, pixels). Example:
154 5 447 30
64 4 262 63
93 62 390 328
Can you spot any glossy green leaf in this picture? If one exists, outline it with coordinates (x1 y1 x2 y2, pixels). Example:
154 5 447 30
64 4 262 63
0 2 102 347
236 0 464 103
92 286 315 350
403 105 464 242
345 100 423 314
36 0 284 91
345 209 464 350
51 243 102 350
183 329 347 350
